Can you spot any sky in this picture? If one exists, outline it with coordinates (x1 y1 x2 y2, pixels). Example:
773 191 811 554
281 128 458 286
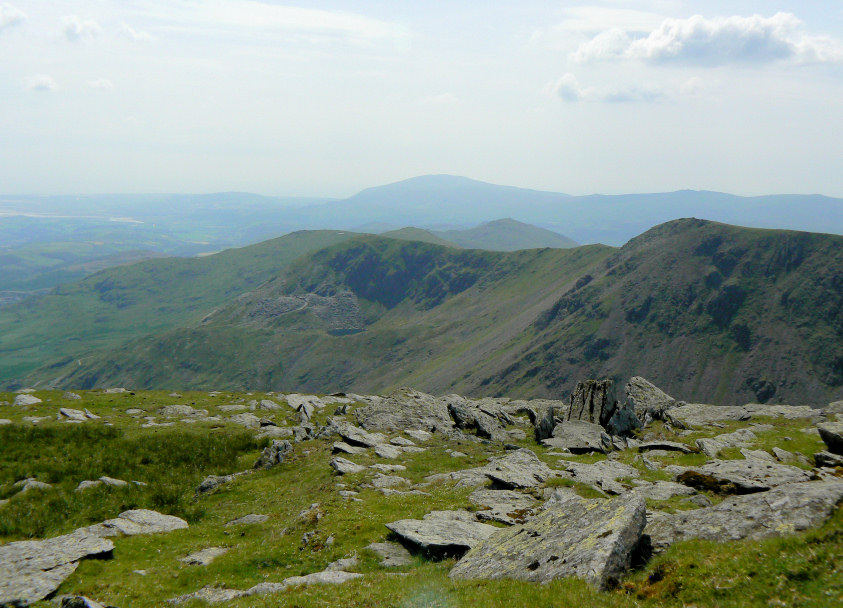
1 1 842 197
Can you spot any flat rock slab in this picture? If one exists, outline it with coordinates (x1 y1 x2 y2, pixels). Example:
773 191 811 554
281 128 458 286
630 481 697 502
386 511 497 558
638 441 696 454
354 388 454 432
89 509 189 537
332 441 367 455
366 542 413 567
677 459 814 494
330 457 365 475
225 514 268 526
374 444 402 459
696 428 757 458
666 403 822 429
450 493 646 591
335 422 387 448
469 489 539 525
229 413 261 429
646 480 843 552
13 394 42 406
484 449 553 489
179 547 229 566
560 460 639 495
0 528 114 606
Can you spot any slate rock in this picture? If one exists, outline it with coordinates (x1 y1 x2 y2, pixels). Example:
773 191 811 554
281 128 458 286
374 443 402 459
13 394 42 406
817 422 843 455
254 439 292 469
560 459 639 495
334 421 387 448
469 488 538 525
543 420 612 454
566 379 615 427
332 441 367 455
646 480 843 552
386 511 497 558
225 514 268 526
815 451 843 467
0 528 114 607
405 429 432 442
666 403 822 429
450 492 646 591
638 440 696 454
677 459 814 494
229 413 261 429
484 449 553 489
625 376 676 424
89 509 188 537
366 542 413 567
355 388 453 433
330 457 365 475
179 547 229 566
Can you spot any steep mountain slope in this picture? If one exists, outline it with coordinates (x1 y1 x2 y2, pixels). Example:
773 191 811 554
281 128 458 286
0 230 355 383
477 219 843 405
433 218 577 251
11 221 843 406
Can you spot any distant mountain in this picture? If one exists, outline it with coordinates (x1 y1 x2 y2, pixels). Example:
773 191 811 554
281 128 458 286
12 220 842 406
433 218 578 251
381 227 459 248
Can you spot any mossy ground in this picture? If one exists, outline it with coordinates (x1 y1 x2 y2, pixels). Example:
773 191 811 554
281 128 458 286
0 390 840 607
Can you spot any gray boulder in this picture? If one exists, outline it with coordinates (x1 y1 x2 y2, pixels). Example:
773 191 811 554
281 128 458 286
817 422 843 455
566 379 615 427
559 459 639 495
638 440 697 454
366 542 413 567
229 413 261 429
626 376 676 424
59 408 89 422
62 392 82 401
527 404 558 441
196 471 248 494
542 420 612 453
88 509 188 537
179 547 229 566
0 528 114 607
61 597 109 608
815 451 843 467
647 480 843 552
469 488 538 525
666 403 823 429
450 492 646 591
254 440 292 469
677 459 814 494
386 511 497 558
334 421 387 448
630 481 697 502
13 394 42 406
354 388 453 432
696 428 756 458
160 404 207 417
330 457 365 475
225 514 268 526
332 441 366 455
484 449 553 489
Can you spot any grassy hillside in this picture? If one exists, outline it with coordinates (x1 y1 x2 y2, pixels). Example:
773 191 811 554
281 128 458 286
433 218 578 251
9 221 843 405
479 219 843 404
0 231 355 385
380 227 460 248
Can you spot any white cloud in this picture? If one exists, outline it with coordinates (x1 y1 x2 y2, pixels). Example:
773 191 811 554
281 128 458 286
423 93 457 104
572 13 843 65
551 73 666 103
28 74 58 92
87 78 115 90
0 2 25 32
120 23 153 42
62 15 102 42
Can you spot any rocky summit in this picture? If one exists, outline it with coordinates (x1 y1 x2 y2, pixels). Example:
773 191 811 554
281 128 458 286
0 378 842 607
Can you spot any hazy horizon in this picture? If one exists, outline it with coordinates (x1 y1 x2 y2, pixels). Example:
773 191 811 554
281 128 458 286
1 2 842 198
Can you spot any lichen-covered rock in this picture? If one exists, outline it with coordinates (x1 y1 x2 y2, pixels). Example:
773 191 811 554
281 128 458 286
333 421 387 448
0 529 114 606
559 459 639 495
696 428 756 458
196 471 249 494
666 403 822 429
483 449 553 489
366 542 413 567
229 413 261 429
330 457 365 475
449 492 646 591
646 480 843 552
469 488 538 525
677 459 814 494
88 509 188 537
160 404 207 417
815 451 843 467
638 440 696 454
386 511 497 558
354 388 453 433
13 394 42 406
818 422 843 455
566 379 615 427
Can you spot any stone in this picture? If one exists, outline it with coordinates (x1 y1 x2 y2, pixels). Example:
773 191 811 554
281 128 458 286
167 586 244 604
647 480 843 552
0 528 114 607
448 402 476 429
0 419 10 425
103 388 128 394
638 440 696 454
325 555 359 572
179 547 229 566
280 569 363 588
772 447 797 462
740 448 777 462
218 404 246 412
332 441 367 455
125 409 144 416
286 393 325 411
62 392 82 401
368 473 410 489
677 459 814 494
625 376 676 424
59 408 88 422
469 488 538 525
334 421 387 448
390 437 416 446
484 449 553 489
560 459 640 495
386 511 498 558
258 399 281 410
666 403 822 429
366 542 413 567
160 404 207 417
254 439 292 469
527 404 559 442
330 457 365 475
61 597 107 608
630 481 697 501
355 388 454 433
255 426 293 440
75 480 103 492
815 451 843 467
13 394 42 406
405 429 432 442
542 420 612 454
16 478 52 493
88 510 188 537
229 413 261 429
817 422 843 455
450 492 646 591
225 514 268 526
696 428 757 458
196 471 248 494
369 464 406 473
99 476 128 487
566 379 614 427
374 443 402 459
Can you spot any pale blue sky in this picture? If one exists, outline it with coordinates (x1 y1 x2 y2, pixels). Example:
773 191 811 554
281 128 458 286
1 1 841 196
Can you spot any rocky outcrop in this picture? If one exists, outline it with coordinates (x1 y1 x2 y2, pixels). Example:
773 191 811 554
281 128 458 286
676 459 814 494
366 542 413 567
330 457 365 475
0 529 114 607
450 492 646 591
253 439 292 469
665 403 823 429
542 420 612 453
354 388 453 433
87 509 189 537
626 377 676 424
818 422 843 454
469 489 539 525
646 480 843 552
483 449 553 489
13 394 42 406
386 511 498 558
